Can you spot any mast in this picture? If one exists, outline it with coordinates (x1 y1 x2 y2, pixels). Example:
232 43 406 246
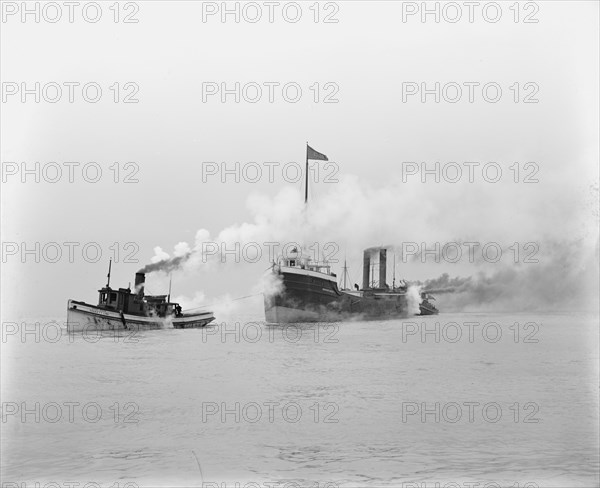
168 274 172 303
392 253 396 289
371 262 376 288
106 259 112 288
343 259 348 290
304 142 309 203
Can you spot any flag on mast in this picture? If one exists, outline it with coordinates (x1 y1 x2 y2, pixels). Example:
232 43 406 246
304 142 329 203
305 144 328 203
307 145 328 161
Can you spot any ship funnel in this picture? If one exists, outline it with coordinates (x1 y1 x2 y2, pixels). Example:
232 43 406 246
135 272 145 297
362 250 370 290
379 248 387 288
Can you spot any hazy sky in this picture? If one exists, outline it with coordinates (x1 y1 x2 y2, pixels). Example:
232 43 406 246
1 1 598 319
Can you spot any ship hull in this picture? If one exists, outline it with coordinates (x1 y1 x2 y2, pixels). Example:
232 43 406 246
418 304 439 316
67 300 214 332
264 269 408 323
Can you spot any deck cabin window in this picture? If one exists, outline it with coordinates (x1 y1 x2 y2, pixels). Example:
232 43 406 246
110 292 117 302
289 259 296 267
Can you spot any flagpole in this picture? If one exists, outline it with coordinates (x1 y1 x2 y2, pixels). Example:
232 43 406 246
305 142 309 204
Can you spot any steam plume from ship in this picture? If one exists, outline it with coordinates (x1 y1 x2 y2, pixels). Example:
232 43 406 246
262 267 284 298
406 284 423 315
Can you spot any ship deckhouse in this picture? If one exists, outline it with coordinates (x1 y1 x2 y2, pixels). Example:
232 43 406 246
276 248 337 283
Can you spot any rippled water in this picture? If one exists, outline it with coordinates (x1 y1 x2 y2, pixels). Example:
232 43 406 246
1 312 598 487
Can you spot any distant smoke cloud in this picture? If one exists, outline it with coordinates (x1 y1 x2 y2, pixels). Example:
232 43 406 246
414 239 599 312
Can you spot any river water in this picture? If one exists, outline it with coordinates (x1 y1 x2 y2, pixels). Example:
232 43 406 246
1 312 598 488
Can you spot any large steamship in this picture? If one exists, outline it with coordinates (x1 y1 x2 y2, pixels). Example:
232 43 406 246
263 143 437 323
264 247 409 323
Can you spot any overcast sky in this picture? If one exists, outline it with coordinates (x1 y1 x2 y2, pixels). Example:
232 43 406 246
2 1 598 319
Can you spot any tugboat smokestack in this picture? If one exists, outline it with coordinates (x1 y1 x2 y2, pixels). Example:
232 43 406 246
135 272 145 297
379 248 387 288
363 250 370 290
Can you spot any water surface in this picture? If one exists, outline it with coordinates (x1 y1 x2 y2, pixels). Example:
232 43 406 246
1 312 598 487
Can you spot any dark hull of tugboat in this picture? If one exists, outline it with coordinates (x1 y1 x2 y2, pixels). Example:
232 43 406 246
417 303 439 316
264 271 408 323
417 300 440 315
66 299 215 332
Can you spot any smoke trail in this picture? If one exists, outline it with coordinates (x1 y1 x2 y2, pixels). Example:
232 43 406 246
413 238 599 312
139 175 597 272
137 252 192 274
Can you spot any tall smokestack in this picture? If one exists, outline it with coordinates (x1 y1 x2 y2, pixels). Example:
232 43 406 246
362 250 370 290
379 248 387 288
135 272 145 297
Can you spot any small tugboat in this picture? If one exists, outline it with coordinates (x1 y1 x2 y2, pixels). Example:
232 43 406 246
67 262 214 332
418 292 439 315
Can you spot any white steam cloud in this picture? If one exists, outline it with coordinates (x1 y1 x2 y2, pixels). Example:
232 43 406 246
406 284 423 315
